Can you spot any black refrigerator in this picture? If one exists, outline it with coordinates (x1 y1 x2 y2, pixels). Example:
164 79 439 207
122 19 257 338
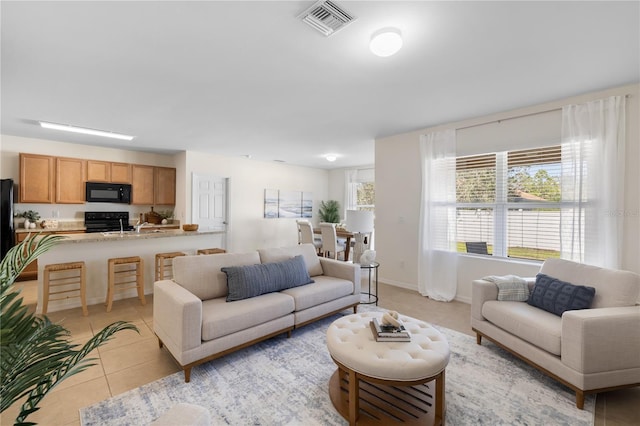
1 178 15 261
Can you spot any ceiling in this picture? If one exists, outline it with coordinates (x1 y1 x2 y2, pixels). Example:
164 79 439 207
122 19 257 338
1 1 638 169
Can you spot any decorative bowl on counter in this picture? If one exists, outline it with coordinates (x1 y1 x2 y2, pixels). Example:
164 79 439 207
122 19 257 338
182 224 199 231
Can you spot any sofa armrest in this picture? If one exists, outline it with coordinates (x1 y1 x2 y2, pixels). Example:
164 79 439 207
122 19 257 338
153 280 203 353
562 306 640 373
318 258 361 295
471 279 498 321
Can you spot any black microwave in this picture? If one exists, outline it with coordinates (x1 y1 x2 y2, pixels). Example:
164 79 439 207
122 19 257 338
85 182 132 204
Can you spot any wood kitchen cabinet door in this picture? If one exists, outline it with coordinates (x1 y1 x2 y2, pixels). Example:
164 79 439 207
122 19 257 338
19 153 55 203
56 157 87 203
87 160 111 182
154 167 176 205
110 162 132 184
131 164 155 205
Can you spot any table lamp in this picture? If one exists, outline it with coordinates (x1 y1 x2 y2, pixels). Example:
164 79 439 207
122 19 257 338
346 210 374 264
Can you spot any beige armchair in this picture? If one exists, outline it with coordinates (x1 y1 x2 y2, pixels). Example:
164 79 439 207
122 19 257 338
471 258 640 408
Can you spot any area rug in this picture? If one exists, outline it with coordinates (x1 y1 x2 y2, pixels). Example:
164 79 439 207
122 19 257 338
80 307 594 425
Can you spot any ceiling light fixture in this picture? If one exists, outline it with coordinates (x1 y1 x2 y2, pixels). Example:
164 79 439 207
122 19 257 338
325 154 337 162
369 28 403 57
39 121 135 141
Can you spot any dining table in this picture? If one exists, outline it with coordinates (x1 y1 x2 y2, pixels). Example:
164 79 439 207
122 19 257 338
313 228 354 261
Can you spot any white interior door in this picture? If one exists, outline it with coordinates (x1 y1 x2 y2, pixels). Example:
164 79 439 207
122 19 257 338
192 173 227 232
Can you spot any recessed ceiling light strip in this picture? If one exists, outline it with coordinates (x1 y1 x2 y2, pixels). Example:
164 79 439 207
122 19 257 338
39 121 135 141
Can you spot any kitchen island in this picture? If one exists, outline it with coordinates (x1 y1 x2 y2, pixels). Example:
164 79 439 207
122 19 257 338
34 229 226 314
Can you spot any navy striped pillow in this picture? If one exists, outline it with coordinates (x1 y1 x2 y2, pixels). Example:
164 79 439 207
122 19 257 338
223 255 314 302
527 273 595 316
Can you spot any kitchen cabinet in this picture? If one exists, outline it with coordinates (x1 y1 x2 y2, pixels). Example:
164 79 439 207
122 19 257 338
87 160 111 182
19 153 55 203
154 167 176 205
56 157 87 203
19 153 175 206
131 164 155 205
86 161 132 184
15 230 85 281
110 162 132 184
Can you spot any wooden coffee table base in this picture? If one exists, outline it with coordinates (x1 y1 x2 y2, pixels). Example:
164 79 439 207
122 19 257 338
328 363 445 426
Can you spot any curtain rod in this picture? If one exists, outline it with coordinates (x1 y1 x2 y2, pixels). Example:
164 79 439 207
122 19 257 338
455 94 631 132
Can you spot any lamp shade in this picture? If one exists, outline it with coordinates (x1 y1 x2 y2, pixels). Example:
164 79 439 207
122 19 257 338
346 210 374 233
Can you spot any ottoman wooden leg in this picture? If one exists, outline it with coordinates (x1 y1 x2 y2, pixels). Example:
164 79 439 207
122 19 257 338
435 369 446 425
348 369 359 426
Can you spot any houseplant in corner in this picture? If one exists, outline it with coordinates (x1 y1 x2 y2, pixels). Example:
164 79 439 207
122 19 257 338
0 233 138 425
318 200 340 223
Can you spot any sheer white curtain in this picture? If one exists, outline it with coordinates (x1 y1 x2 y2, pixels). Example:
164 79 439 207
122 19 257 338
344 169 359 215
418 129 458 301
561 96 626 268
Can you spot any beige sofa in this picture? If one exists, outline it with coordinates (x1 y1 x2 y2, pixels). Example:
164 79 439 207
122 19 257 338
153 244 361 381
471 258 640 408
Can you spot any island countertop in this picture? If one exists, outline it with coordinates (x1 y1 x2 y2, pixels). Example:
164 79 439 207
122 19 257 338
35 228 226 314
45 229 223 244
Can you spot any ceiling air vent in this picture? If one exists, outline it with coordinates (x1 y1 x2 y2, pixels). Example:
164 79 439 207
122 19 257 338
298 0 356 37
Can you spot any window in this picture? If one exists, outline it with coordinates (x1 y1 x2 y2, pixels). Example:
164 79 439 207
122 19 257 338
346 168 375 212
456 146 562 261
356 181 375 211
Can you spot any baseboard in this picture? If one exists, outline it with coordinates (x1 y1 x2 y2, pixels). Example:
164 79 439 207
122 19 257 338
379 277 417 291
379 278 471 305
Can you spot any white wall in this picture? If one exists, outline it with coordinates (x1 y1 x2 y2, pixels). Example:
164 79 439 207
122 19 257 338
0 134 176 222
183 151 329 253
375 84 640 303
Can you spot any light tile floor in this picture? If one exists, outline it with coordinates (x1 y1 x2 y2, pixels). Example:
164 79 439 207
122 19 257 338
2 281 638 425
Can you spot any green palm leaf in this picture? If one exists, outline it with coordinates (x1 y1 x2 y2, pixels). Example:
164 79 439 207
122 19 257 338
0 233 139 425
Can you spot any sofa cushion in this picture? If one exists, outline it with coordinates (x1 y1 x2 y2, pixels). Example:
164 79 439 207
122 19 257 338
528 273 596 316
223 255 314 302
540 258 640 308
281 275 354 311
482 300 562 355
172 252 261 300
201 292 295 341
258 244 323 277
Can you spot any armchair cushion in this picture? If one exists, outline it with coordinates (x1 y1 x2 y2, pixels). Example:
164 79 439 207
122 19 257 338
528 273 596 316
223 255 314 302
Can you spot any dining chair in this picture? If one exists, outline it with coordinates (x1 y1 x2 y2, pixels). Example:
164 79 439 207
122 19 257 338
319 222 346 260
296 220 322 254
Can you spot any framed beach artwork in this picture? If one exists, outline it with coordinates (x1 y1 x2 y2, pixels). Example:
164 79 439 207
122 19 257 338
264 189 279 219
302 192 313 218
264 189 313 219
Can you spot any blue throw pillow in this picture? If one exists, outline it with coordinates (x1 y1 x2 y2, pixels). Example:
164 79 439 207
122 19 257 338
223 255 314 302
527 273 596 316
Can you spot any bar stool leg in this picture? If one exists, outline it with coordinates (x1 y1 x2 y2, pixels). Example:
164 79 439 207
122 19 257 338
106 260 115 312
80 263 88 316
42 267 51 315
137 258 146 306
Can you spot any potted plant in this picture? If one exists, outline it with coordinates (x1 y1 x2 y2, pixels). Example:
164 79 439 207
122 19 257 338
318 200 341 223
0 234 138 425
17 210 41 229
158 209 174 225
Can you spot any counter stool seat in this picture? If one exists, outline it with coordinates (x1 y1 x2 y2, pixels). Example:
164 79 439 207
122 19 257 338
43 261 87 316
197 248 226 255
107 256 145 312
155 251 186 281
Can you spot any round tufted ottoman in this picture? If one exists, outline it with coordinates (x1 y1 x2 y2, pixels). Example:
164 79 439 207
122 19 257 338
326 311 450 426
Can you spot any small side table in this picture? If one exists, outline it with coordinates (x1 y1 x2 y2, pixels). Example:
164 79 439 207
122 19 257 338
359 262 379 305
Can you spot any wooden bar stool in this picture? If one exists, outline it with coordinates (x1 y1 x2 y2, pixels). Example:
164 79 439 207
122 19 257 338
197 248 226 255
106 256 145 312
43 261 88 316
155 251 186 281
